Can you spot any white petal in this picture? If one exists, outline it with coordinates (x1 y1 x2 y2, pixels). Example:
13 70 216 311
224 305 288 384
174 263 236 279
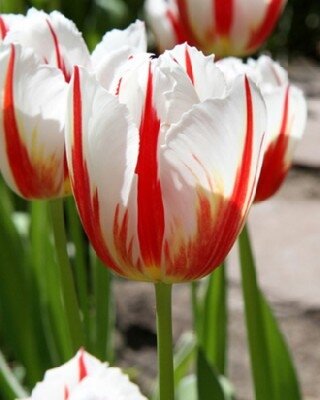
263 85 307 160
70 368 147 400
144 0 177 51
159 75 266 280
91 20 147 67
163 44 226 101
66 66 144 279
0 44 67 199
250 55 288 87
31 350 106 400
0 14 24 42
4 8 91 76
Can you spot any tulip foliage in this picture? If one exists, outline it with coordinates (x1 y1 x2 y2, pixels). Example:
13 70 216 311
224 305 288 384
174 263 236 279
0 2 308 400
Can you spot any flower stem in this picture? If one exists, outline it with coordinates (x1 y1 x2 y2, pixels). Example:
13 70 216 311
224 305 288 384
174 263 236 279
155 283 174 400
49 198 84 352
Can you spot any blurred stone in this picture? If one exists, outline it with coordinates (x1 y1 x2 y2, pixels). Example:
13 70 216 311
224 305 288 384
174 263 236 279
293 98 320 167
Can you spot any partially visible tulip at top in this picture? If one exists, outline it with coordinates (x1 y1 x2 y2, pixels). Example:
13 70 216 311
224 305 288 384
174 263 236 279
0 8 146 199
217 56 307 201
20 349 147 400
65 42 266 283
145 0 287 57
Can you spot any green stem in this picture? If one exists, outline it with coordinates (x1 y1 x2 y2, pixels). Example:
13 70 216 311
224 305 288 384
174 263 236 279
155 283 174 400
93 255 114 361
191 281 200 337
66 198 90 346
49 198 84 352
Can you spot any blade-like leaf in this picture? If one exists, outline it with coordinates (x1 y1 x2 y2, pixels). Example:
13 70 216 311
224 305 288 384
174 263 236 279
197 348 224 400
174 333 196 387
239 224 301 400
0 349 28 400
200 264 227 374
177 375 197 400
260 293 301 399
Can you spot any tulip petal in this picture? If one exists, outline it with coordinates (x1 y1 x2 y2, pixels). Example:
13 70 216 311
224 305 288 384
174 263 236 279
145 0 179 51
160 75 266 281
255 85 307 201
0 44 68 199
0 14 24 41
91 20 147 67
163 44 226 101
4 8 90 79
66 66 150 280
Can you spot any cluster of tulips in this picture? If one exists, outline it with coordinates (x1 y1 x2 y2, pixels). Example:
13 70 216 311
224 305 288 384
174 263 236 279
0 1 307 399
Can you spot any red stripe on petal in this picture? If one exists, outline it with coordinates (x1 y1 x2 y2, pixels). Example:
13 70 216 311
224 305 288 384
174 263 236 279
135 64 164 268
176 0 200 47
71 67 122 275
185 46 194 83
46 19 70 81
3 45 61 199
64 386 69 400
246 0 284 52
166 9 188 44
214 0 233 36
0 17 8 39
230 77 254 207
78 349 88 381
255 86 290 201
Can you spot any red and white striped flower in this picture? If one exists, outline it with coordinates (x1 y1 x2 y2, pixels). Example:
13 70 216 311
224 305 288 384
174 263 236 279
0 9 147 199
65 44 266 283
22 349 147 400
217 55 307 201
145 0 287 57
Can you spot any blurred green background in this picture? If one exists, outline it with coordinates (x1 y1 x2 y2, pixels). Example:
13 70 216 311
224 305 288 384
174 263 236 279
1 0 320 60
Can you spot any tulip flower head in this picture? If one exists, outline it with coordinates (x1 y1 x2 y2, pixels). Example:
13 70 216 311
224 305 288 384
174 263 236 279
217 56 307 201
145 0 287 57
65 44 266 283
21 349 147 400
0 9 147 200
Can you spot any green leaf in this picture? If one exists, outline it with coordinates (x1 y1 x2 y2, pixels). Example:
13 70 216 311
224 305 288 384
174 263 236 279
200 264 227 374
260 294 301 399
239 224 301 400
0 190 44 385
174 333 196 388
0 349 28 400
177 375 197 400
197 348 224 400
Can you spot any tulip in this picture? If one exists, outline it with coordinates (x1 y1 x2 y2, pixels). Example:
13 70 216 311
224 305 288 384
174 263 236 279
145 0 287 57
0 9 147 200
217 55 307 201
65 44 266 400
20 349 147 400
65 44 266 283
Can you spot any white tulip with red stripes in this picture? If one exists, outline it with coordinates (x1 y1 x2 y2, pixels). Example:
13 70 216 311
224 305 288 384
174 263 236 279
65 44 266 283
217 55 307 201
145 0 287 57
21 349 147 400
0 9 147 199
